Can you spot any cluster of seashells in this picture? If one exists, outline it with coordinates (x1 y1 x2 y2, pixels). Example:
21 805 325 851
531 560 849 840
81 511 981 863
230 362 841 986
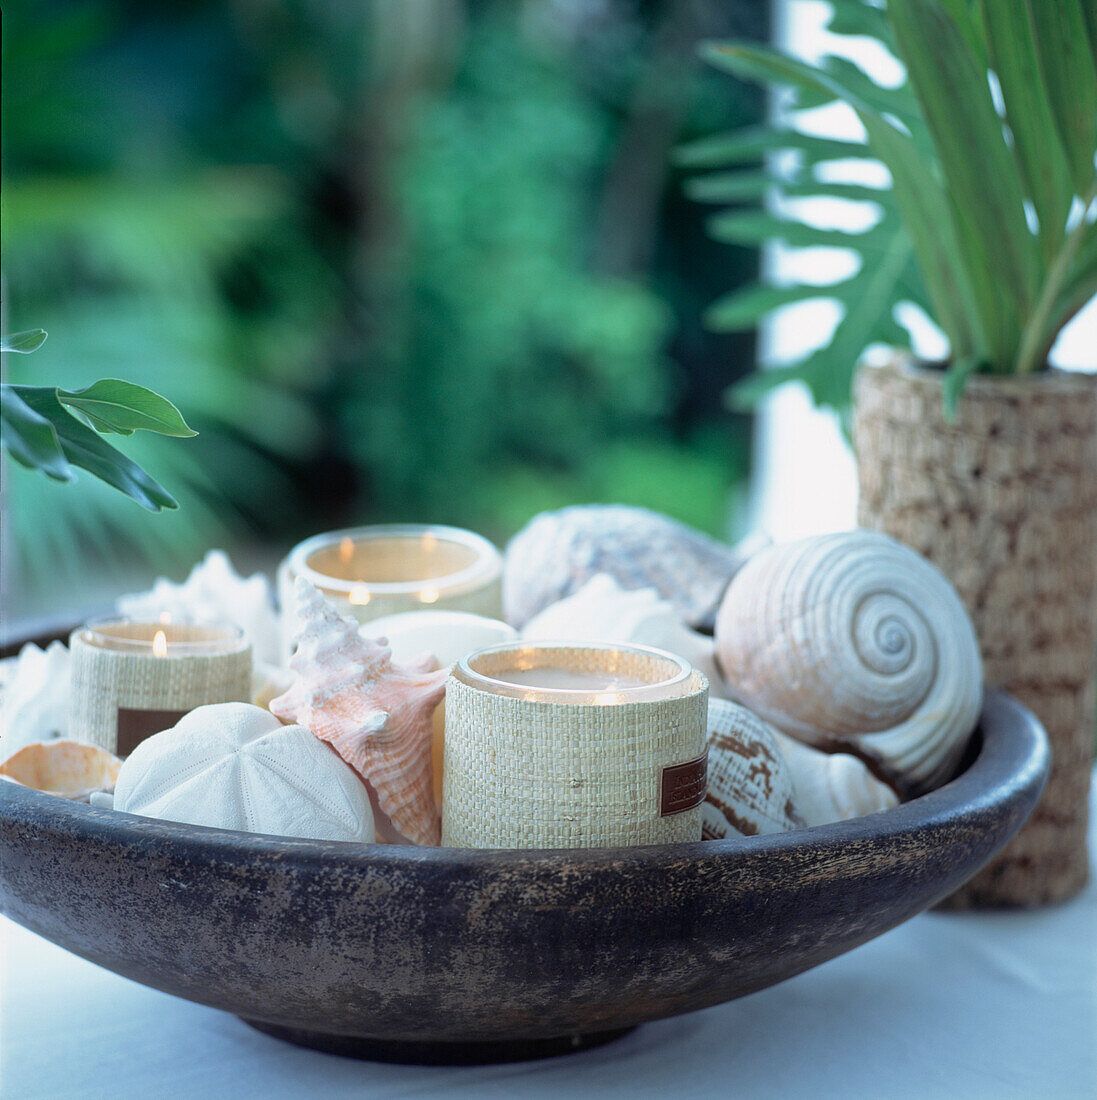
1 504 984 847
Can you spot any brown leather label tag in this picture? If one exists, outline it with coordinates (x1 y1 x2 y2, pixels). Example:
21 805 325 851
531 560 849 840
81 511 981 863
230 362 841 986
116 708 189 758
660 751 708 817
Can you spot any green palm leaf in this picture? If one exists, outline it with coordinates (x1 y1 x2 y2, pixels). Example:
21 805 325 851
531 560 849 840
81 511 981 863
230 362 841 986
0 384 73 479
57 379 197 437
980 0 1073 259
9 386 180 511
1024 0 1097 196
692 0 1097 411
888 0 1040 366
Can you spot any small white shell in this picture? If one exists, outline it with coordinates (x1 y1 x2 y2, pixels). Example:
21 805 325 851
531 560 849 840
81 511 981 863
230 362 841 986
112 703 375 841
504 505 762 630
521 575 726 694
271 579 448 846
715 531 982 796
703 699 803 840
0 641 71 756
118 550 282 664
769 729 898 825
0 739 121 801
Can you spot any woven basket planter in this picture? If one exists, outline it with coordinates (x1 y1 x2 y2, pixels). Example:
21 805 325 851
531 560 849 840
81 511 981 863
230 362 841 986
442 645 709 850
855 358 1097 906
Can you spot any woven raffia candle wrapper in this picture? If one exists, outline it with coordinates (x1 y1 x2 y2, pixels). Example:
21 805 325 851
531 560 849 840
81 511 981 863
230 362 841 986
442 648 708 849
69 625 252 756
855 359 1097 906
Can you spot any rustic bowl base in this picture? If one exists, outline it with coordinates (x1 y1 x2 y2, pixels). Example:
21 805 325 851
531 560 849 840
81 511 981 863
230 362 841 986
241 1019 637 1064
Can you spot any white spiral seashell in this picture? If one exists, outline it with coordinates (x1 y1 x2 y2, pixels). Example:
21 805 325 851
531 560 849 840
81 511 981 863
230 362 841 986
703 699 802 840
503 505 764 630
714 531 982 796
521 575 726 695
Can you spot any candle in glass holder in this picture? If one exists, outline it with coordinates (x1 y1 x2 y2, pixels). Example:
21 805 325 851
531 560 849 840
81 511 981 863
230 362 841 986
277 525 503 661
442 642 708 849
69 619 252 756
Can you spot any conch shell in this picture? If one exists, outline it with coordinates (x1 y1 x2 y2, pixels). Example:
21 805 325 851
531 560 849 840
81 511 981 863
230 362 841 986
0 739 121 801
521 574 726 695
703 699 802 840
504 505 763 630
271 578 447 845
770 728 898 825
715 531 982 796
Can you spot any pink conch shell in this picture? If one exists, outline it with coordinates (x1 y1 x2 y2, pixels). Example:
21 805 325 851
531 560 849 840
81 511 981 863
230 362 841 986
0 739 121 801
270 578 448 845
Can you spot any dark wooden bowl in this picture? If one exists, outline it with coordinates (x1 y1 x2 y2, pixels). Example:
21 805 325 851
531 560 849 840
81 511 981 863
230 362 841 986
0 689 1047 1064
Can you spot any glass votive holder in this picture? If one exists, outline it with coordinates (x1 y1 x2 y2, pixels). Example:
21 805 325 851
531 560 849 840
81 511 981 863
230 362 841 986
442 642 709 849
277 525 503 661
69 619 252 757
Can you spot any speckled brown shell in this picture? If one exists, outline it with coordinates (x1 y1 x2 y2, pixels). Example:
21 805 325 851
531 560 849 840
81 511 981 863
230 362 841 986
703 699 802 839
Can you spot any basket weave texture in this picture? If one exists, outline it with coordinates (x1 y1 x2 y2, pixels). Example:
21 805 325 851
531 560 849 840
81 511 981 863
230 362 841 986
855 360 1097 906
442 650 708 849
70 627 252 755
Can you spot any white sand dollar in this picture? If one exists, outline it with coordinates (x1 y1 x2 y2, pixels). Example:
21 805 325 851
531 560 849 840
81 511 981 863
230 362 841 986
112 702 375 841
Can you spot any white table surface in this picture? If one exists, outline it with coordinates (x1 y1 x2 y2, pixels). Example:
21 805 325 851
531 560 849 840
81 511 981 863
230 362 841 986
4 779 1095 1100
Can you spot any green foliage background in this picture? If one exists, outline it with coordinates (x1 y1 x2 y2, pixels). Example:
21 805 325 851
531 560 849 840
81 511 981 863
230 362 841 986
2 0 765 616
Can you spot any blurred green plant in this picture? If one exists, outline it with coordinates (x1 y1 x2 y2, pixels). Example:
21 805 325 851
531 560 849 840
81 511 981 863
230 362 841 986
686 0 1097 417
2 328 195 509
347 18 672 531
3 0 340 588
4 0 763 611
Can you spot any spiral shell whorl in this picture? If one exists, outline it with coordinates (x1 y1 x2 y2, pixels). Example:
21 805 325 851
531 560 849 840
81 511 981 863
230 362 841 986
715 531 981 795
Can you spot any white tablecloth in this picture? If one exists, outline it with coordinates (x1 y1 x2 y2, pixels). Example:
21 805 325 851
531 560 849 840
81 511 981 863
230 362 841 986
4 780 1095 1100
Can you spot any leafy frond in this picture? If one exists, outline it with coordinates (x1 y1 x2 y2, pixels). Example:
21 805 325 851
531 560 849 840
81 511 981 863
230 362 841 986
692 0 1097 412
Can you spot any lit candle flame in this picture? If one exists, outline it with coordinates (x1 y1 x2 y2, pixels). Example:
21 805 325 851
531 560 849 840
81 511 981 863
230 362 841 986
349 586 372 606
152 630 168 658
339 537 354 564
418 587 440 604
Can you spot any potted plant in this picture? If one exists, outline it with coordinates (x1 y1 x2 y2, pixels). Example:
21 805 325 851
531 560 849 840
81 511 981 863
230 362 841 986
685 0 1097 906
